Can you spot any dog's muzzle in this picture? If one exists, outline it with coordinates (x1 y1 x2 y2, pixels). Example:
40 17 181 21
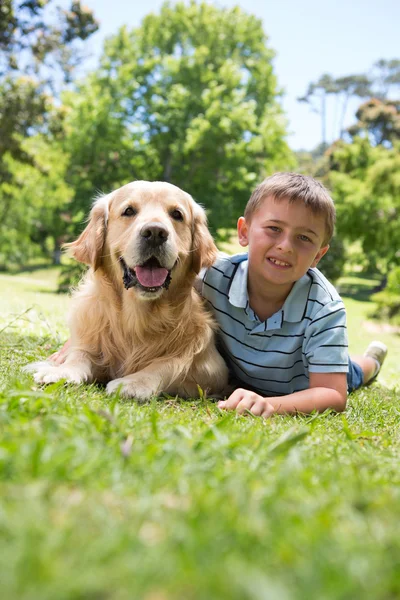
119 222 176 294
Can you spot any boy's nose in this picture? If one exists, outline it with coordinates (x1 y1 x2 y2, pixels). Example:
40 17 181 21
276 236 293 253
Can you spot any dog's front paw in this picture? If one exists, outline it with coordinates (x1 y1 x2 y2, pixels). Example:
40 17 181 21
106 375 159 401
24 361 88 385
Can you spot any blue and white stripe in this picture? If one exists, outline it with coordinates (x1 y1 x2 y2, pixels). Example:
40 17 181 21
201 253 348 397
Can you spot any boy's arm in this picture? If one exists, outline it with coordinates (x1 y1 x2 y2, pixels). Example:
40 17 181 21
218 372 347 417
270 372 347 414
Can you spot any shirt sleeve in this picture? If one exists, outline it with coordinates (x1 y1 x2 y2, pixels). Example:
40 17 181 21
303 300 349 373
196 252 229 295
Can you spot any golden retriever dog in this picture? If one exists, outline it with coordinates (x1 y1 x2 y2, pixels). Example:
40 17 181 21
26 181 228 400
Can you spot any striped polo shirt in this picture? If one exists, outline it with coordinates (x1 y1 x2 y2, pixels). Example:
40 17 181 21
200 253 349 397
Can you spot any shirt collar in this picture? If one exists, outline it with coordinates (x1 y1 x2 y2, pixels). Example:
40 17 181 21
281 273 312 322
228 259 249 308
228 257 312 323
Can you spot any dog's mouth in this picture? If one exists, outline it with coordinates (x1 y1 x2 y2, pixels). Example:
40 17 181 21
119 256 172 293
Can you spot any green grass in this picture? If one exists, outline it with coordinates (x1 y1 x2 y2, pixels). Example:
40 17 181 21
0 268 399 600
337 273 400 386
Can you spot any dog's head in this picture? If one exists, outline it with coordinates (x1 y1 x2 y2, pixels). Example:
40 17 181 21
65 181 217 299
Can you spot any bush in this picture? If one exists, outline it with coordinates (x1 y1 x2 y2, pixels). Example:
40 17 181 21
371 266 400 324
317 236 347 284
57 262 87 293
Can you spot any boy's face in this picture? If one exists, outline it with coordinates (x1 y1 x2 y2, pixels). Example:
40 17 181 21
238 196 330 296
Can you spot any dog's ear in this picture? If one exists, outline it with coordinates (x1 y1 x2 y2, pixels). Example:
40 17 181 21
64 194 110 271
191 201 218 274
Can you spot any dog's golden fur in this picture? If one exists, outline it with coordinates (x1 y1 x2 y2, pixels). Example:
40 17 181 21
28 181 228 400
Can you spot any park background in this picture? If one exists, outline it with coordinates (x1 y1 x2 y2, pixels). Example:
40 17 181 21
0 1 400 598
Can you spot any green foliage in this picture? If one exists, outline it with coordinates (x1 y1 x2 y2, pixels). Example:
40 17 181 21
0 136 72 268
57 260 87 293
371 266 400 324
294 143 331 179
63 0 294 234
1 1 294 266
328 137 400 274
0 0 98 83
371 290 400 325
0 1 98 269
387 266 400 291
348 98 400 146
317 235 347 283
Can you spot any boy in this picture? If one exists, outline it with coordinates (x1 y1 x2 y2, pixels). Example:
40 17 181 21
200 172 387 417
51 173 387 417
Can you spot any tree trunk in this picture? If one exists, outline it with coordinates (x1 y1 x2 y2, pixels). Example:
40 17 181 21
321 93 326 147
163 153 172 182
53 241 62 265
339 93 349 139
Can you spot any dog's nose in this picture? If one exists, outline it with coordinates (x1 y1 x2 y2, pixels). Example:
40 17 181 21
140 222 169 246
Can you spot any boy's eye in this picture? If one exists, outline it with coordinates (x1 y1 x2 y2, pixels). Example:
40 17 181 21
299 234 312 243
267 226 281 233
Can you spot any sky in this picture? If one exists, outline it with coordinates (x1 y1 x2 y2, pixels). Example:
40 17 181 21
77 0 399 150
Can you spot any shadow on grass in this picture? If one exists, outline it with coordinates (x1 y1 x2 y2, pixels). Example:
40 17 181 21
0 264 70 295
27 288 68 296
337 273 382 303
0 261 56 275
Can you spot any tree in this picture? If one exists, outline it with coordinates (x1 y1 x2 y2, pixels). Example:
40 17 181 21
328 137 400 275
62 0 294 234
298 59 400 147
0 0 98 86
347 98 400 146
301 61 400 284
317 235 346 284
0 0 98 267
334 75 371 138
370 59 400 100
298 73 371 147
298 74 338 149
0 135 72 268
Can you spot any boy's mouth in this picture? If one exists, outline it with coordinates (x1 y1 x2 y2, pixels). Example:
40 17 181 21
267 257 292 268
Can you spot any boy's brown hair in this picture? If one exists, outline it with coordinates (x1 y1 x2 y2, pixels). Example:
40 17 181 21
244 172 336 245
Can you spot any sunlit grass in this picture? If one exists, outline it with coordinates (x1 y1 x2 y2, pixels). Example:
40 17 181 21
0 268 399 599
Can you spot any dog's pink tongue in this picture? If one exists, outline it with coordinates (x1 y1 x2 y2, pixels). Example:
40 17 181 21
135 265 169 288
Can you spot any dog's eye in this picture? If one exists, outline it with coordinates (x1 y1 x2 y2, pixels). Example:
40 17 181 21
170 209 184 221
122 206 137 217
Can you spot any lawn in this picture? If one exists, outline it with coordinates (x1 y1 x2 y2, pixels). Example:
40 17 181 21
0 267 399 600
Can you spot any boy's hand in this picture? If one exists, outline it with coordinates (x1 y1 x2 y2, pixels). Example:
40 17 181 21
49 339 71 365
218 388 275 418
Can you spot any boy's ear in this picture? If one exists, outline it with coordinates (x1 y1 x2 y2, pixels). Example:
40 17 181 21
237 217 249 247
312 244 330 268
